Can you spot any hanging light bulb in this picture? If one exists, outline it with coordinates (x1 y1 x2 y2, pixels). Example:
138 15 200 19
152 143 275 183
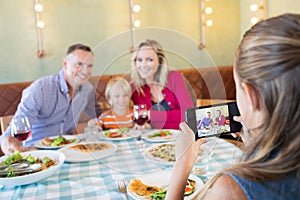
250 17 259 25
132 4 141 13
37 20 45 29
205 7 213 15
34 3 43 12
249 4 258 12
133 20 141 28
206 19 213 27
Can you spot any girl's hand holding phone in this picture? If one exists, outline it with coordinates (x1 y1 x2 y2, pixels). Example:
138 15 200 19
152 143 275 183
232 116 251 145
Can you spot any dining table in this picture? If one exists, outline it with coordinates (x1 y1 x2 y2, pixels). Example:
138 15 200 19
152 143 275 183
0 130 243 200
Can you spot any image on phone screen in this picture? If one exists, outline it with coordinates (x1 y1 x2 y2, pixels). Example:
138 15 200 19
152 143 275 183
185 102 242 140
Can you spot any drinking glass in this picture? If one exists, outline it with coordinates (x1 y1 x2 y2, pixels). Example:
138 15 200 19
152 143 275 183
10 116 32 146
192 138 218 179
133 104 149 126
84 125 100 141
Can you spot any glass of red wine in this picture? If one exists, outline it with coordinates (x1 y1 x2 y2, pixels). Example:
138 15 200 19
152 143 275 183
133 104 149 126
10 116 32 147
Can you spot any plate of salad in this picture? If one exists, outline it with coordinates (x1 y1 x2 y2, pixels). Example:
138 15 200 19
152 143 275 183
142 129 180 143
99 128 141 141
34 135 79 149
0 150 65 186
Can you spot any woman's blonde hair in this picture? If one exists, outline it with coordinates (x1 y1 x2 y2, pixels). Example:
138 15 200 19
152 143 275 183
105 77 132 104
199 13 300 198
130 39 169 94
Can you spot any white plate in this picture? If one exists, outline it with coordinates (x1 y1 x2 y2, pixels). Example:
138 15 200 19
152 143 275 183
99 129 141 141
142 129 179 142
200 128 211 133
127 170 204 200
34 135 80 149
58 142 117 162
0 150 65 186
143 143 175 165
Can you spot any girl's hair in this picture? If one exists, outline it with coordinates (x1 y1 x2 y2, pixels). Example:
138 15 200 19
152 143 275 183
105 77 132 103
130 39 169 94
199 13 300 198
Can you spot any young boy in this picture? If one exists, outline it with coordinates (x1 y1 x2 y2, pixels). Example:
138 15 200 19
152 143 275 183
88 77 134 130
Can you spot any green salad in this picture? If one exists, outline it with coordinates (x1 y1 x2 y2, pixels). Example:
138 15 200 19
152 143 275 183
0 151 56 178
148 130 171 138
104 127 130 138
51 136 76 146
43 135 77 146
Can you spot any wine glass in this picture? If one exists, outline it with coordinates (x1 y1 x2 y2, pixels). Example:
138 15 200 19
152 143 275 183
10 116 32 147
133 104 149 126
133 104 149 149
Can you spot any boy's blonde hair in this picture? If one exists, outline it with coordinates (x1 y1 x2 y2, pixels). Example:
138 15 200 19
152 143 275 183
105 77 132 104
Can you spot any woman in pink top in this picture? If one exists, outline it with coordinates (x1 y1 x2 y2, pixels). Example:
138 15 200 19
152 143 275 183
214 110 226 125
130 39 194 129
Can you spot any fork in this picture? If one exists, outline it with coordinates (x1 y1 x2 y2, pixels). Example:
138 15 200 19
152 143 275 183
0 160 30 170
117 179 129 200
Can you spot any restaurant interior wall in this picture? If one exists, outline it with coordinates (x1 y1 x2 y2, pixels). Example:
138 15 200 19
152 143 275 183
240 0 300 35
0 0 299 84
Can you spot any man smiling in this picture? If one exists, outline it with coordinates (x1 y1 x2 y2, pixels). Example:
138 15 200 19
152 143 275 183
0 44 101 154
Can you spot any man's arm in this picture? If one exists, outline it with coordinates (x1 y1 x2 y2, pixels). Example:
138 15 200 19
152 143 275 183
84 86 102 119
0 82 42 154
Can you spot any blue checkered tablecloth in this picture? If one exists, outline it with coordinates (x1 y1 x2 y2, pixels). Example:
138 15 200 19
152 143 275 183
0 136 242 200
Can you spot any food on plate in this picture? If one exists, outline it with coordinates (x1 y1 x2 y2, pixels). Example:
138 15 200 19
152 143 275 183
129 178 196 199
128 178 163 197
147 144 203 163
150 189 167 199
42 135 76 147
69 143 111 152
203 126 210 130
148 130 172 138
184 179 196 196
104 127 130 138
217 128 228 134
0 151 57 178
148 143 175 162
150 179 196 199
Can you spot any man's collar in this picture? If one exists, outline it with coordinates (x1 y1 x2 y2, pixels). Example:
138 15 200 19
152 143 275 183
59 70 83 95
59 69 69 93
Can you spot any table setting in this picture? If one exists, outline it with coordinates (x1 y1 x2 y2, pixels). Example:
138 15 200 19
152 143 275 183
0 121 242 199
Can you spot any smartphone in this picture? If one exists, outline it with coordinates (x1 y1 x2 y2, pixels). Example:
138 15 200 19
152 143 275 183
185 101 242 140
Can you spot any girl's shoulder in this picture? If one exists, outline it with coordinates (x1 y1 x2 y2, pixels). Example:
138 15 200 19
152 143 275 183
205 174 247 200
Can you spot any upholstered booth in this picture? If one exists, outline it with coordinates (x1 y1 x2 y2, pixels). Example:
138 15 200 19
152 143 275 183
0 66 236 134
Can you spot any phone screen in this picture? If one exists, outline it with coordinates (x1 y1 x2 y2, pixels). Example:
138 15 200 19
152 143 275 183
185 102 242 140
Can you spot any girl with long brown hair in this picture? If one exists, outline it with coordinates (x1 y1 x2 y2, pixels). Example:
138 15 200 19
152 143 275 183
167 13 300 199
